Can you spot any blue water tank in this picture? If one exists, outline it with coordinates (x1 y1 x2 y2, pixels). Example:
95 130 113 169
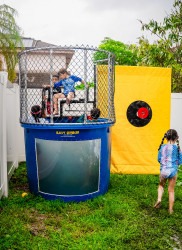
22 122 112 202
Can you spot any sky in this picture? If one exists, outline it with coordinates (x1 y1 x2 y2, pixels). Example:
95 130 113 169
3 0 174 47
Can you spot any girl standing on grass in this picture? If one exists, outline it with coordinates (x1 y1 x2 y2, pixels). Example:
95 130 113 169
154 129 182 214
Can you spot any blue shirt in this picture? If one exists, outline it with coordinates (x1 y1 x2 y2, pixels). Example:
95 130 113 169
158 144 182 178
54 75 82 95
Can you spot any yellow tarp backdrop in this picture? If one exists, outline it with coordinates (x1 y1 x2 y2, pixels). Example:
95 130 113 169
111 66 171 174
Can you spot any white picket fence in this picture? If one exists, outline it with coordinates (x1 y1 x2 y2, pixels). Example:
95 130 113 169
0 70 182 198
0 72 25 198
170 93 182 148
0 72 8 197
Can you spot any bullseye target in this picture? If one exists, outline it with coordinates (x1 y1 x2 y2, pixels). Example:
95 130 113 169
126 100 152 127
111 66 171 174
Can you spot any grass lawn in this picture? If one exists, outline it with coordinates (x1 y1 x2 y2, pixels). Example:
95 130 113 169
1 162 182 250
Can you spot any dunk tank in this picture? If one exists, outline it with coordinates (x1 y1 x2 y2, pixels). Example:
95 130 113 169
19 46 115 201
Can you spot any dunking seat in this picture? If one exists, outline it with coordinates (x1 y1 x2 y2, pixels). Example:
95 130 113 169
59 98 95 117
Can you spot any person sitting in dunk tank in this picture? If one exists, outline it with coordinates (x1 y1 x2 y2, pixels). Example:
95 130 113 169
30 105 48 124
42 74 61 115
52 68 87 115
76 108 101 123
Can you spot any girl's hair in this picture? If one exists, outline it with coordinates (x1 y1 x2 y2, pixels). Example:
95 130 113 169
158 129 180 154
91 108 101 120
31 105 42 123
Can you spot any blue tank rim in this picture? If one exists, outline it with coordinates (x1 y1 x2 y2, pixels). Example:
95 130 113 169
21 122 114 130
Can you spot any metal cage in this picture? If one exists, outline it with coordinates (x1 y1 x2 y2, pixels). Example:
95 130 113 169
18 45 115 125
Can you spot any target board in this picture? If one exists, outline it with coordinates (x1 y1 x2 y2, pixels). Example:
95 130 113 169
111 66 171 174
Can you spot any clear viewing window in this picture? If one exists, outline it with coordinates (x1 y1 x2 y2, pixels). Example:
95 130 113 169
36 138 101 196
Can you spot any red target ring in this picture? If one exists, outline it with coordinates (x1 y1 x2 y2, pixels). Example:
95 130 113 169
127 100 152 127
137 107 149 119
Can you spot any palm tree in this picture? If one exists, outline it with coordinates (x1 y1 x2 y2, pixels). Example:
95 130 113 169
0 4 23 82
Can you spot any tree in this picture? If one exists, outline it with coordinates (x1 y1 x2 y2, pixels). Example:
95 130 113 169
137 0 182 92
0 4 23 82
94 37 138 66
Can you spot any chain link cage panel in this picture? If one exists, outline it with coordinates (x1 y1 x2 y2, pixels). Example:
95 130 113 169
18 46 115 125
